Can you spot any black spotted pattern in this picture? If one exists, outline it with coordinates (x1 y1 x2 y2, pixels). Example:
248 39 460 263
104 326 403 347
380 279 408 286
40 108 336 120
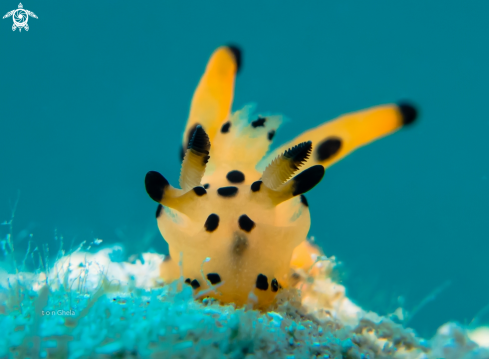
207 273 221 284
256 274 269 290
217 186 238 197
238 215 255 232
185 278 191 284
267 129 275 141
251 117 266 128
221 121 231 133
203 183 210 189
205 214 220 232
191 279 201 289
193 187 207 196
226 170 245 183
271 279 279 292
315 137 342 162
251 181 262 192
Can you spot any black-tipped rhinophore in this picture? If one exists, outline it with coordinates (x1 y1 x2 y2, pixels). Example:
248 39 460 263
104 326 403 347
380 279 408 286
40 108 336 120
226 45 242 73
181 123 201 160
145 171 169 202
188 125 211 159
292 165 325 196
316 138 342 162
398 102 418 126
284 141 312 168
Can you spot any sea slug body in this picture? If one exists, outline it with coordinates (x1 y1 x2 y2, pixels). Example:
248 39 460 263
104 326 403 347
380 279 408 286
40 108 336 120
145 46 417 309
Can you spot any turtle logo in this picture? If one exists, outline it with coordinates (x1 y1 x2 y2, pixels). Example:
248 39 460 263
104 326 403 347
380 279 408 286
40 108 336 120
3 3 37 32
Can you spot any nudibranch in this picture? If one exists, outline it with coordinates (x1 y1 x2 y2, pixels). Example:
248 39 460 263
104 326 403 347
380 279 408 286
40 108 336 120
145 45 417 309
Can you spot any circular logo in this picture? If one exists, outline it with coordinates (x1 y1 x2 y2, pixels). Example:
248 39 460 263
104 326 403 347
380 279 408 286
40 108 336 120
13 9 27 27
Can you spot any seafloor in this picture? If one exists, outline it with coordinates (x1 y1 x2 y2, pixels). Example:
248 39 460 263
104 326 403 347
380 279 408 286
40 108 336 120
0 243 488 359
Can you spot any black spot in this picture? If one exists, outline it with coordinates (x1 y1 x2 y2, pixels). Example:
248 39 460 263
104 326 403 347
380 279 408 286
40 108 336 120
191 279 200 289
226 45 242 73
185 278 191 284
292 165 325 196
251 117 266 128
193 187 207 196
156 204 163 218
205 214 219 232
163 254 171 262
207 273 221 284
316 138 342 162
238 215 255 232
267 129 275 141
300 195 309 207
284 141 312 167
227 170 245 183
251 181 262 192
398 102 418 126
271 279 279 292
232 232 248 256
217 186 238 197
203 183 210 189
145 171 169 202
256 274 269 290
181 123 201 160
221 121 231 133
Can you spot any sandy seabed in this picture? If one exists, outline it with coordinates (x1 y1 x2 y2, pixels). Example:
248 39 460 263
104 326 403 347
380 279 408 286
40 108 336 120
0 244 488 359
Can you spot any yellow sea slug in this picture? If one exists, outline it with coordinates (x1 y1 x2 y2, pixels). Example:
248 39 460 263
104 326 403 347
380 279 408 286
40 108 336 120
145 45 417 309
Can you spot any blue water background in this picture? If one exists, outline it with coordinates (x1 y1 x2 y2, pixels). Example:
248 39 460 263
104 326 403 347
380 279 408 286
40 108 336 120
1 1 488 338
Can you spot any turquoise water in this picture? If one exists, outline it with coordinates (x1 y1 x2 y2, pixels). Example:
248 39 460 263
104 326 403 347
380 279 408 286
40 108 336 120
1 0 488 339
